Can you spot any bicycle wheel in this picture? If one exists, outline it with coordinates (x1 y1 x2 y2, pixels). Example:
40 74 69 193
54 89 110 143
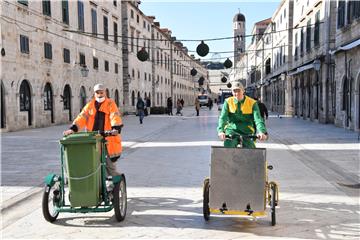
203 178 210 221
113 174 127 222
42 184 60 222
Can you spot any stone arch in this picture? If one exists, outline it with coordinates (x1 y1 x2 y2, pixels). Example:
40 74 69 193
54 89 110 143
19 79 33 126
43 82 54 123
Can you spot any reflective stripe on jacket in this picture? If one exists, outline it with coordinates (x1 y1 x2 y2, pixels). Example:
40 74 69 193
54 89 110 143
73 98 123 158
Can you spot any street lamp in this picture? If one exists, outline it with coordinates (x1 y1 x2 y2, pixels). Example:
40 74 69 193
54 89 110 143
313 59 321 119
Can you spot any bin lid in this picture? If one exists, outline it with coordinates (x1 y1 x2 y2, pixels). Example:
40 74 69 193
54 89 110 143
60 132 103 145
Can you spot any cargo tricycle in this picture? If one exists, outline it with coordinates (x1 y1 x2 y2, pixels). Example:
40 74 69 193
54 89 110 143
203 132 279 226
42 130 127 222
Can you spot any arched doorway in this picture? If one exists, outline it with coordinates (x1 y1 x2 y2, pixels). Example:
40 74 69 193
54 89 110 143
80 86 87 111
63 84 72 121
1 81 6 128
131 91 135 106
114 89 119 106
44 82 54 123
19 80 32 126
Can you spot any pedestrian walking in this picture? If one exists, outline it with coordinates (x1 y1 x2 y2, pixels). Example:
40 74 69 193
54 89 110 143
180 98 184 107
63 83 123 176
176 99 183 116
146 97 151 116
167 97 173 116
208 98 213 110
195 98 200 116
217 80 268 148
136 97 145 124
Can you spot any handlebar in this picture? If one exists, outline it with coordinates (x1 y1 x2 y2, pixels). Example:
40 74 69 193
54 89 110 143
225 133 258 140
98 129 119 137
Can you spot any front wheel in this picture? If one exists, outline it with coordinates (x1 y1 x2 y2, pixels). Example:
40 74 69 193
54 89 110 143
270 185 276 226
113 174 127 222
203 178 210 221
42 184 60 223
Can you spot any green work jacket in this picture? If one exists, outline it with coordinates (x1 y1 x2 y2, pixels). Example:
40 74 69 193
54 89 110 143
217 96 267 136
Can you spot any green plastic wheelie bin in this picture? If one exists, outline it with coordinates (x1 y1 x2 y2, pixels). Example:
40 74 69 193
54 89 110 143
60 132 103 207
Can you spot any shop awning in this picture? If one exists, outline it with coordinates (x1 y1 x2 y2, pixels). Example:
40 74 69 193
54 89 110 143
288 62 315 76
329 38 360 55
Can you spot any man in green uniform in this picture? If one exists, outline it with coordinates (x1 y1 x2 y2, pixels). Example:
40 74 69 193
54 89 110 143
217 81 268 148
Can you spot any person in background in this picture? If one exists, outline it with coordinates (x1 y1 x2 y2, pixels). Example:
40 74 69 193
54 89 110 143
146 96 151 116
195 98 200 116
167 97 173 116
176 99 183 116
136 97 145 124
63 83 123 176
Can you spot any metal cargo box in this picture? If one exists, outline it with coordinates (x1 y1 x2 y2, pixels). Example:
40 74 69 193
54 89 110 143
209 146 266 212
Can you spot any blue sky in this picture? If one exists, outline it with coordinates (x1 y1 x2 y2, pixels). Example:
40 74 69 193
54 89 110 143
140 0 280 61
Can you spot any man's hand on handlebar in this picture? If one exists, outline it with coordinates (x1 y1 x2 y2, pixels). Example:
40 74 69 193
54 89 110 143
218 132 226 141
257 132 268 141
63 129 74 136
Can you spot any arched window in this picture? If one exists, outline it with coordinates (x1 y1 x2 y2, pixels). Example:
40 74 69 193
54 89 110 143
44 83 53 111
114 89 119 106
106 88 110 98
137 91 140 99
342 77 349 111
20 80 31 111
80 86 87 110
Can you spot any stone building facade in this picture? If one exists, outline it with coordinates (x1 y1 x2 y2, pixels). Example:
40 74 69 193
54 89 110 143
1 0 207 131
233 0 360 132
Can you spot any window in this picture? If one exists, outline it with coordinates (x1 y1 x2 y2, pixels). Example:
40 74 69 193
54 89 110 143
93 57 98 69
113 22 118 44
103 16 108 41
44 42 52 59
42 0 51 16
300 28 304 55
18 0 28 6
44 83 52 111
306 19 311 52
63 85 71 110
143 20 146 28
78 1 84 31
130 9 134 19
338 0 345 28
314 11 320 46
104 60 109 72
20 35 29 54
63 48 70 63
136 14 139 23
91 9 97 35
79 53 85 66
62 0 69 25
130 30 134 52
294 33 298 60
113 0 117 7
115 63 118 73
347 0 360 23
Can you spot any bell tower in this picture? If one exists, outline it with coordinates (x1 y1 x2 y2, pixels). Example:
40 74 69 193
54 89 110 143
233 11 246 66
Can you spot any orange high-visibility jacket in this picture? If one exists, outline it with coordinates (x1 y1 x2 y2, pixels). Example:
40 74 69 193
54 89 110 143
73 98 123 158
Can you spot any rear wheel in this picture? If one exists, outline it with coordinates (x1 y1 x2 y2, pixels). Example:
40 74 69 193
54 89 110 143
113 174 127 222
42 184 60 222
203 178 210 221
270 185 276 226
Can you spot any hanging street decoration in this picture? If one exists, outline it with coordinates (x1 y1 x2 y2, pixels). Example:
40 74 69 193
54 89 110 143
190 67 197 76
198 76 205 85
224 58 233 68
196 41 209 57
227 82 232 88
221 76 227 83
137 47 149 62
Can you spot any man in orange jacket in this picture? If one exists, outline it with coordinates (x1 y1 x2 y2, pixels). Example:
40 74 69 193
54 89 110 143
63 83 123 176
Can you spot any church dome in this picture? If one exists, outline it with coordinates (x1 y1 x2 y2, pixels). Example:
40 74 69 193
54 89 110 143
233 13 245 22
